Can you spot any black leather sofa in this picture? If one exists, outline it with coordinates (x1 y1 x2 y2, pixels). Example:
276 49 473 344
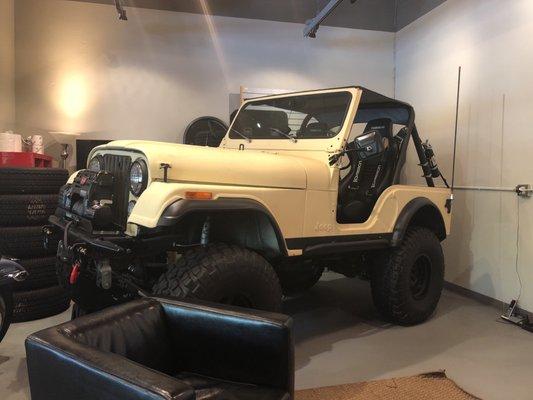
26 297 294 400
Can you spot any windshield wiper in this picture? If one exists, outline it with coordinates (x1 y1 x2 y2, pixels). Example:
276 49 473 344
270 127 297 143
231 127 252 142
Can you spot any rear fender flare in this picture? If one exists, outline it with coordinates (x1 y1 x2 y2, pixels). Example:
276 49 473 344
391 197 446 246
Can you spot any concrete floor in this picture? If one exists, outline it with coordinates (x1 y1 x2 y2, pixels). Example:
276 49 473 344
1 272 533 399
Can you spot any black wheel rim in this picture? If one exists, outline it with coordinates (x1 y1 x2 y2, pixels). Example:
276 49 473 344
219 293 254 308
410 255 431 300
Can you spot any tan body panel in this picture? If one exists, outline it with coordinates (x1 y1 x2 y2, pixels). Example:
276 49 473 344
128 180 450 251
128 182 306 239
99 141 309 190
84 87 450 256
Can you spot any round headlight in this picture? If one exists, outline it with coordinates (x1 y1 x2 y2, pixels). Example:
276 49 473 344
88 155 104 172
129 159 148 196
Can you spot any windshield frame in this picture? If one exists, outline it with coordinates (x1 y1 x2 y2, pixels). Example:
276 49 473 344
221 87 361 153
228 91 353 141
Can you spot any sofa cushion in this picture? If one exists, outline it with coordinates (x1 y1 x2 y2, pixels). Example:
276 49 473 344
65 299 176 374
174 371 290 400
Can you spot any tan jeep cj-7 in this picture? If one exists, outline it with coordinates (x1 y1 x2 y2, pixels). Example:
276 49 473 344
46 86 452 325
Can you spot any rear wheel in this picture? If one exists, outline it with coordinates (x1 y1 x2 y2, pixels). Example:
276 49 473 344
371 227 444 326
152 243 282 312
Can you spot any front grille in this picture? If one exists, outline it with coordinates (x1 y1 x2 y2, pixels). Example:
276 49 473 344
103 154 132 228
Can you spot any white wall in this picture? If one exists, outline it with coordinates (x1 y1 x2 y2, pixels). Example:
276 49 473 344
14 0 394 164
0 0 15 130
396 0 533 311
13 0 533 310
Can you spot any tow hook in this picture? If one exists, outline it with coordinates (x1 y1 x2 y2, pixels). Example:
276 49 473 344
69 261 81 285
96 259 113 290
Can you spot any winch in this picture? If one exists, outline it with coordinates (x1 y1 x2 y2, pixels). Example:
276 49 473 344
57 170 115 230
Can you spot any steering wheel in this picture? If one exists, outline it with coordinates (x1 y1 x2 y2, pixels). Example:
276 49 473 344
299 114 336 138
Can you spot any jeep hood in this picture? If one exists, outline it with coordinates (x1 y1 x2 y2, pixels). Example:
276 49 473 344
97 140 331 190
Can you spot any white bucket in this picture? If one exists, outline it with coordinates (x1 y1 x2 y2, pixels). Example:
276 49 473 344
0 131 22 152
31 135 44 154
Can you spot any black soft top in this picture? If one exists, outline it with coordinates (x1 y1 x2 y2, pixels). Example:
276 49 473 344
355 86 414 126
246 86 415 126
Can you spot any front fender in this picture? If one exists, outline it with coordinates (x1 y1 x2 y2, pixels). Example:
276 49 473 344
128 182 282 231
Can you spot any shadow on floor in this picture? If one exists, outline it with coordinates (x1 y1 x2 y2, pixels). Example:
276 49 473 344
283 273 464 374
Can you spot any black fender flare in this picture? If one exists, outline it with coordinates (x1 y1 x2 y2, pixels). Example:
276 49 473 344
157 198 288 256
391 197 446 247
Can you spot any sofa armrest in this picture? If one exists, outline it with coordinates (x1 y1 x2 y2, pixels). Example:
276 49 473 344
157 297 294 396
26 330 194 400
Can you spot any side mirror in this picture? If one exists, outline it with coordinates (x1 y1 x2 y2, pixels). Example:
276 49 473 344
355 130 385 159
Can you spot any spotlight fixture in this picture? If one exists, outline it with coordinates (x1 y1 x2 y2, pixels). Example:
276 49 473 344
114 0 127 21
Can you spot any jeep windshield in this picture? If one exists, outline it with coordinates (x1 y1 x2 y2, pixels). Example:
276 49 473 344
229 91 352 140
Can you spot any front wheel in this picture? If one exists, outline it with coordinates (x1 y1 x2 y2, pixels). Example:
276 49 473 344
152 243 282 312
371 227 444 326
0 286 13 343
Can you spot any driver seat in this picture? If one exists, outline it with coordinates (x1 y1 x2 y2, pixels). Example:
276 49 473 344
338 118 397 223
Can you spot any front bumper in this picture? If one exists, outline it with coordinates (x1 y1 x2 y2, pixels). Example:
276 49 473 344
46 214 132 257
46 214 163 311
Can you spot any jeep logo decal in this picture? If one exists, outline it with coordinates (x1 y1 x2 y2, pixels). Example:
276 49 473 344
314 222 333 232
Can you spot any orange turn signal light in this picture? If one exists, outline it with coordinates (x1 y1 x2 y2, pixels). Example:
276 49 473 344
185 191 213 200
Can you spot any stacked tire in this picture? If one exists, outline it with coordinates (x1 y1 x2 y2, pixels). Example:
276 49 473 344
0 168 71 322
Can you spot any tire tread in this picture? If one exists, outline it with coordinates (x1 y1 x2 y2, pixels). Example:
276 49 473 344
152 243 282 311
371 227 444 326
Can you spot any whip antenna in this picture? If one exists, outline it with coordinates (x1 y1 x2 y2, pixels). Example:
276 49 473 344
446 66 461 213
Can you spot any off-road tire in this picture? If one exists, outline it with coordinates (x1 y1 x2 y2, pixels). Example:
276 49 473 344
152 243 282 312
371 227 444 326
0 226 58 258
0 194 58 226
276 260 324 296
14 257 58 291
0 168 68 194
0 286 13 343
12 285 70 322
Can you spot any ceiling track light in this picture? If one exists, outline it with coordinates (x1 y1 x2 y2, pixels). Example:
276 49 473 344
114 0 128 21
304 0 357 38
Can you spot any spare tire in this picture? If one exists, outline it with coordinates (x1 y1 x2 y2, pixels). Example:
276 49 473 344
12 285 70 322
0 194 58 226
0 168 68 194
0 226 58 258
14 257 58 291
